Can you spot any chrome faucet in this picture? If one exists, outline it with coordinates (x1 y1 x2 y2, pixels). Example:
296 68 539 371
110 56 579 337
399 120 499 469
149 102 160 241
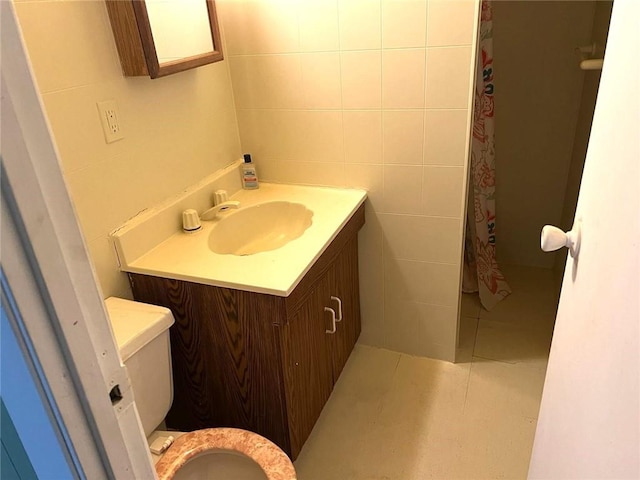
200 200 240 221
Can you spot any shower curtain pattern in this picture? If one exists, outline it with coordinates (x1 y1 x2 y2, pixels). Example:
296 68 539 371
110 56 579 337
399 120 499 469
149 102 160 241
466 0 511 310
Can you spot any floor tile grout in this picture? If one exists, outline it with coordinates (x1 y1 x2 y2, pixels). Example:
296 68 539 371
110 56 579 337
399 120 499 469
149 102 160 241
295 265 559 480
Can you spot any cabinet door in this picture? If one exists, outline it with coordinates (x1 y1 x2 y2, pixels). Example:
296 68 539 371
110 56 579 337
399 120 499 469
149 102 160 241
279 273 334 459
129 274 291 451
328 236 362 380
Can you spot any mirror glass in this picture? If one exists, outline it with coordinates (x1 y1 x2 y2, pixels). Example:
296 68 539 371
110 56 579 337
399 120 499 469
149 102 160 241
145 0 214 64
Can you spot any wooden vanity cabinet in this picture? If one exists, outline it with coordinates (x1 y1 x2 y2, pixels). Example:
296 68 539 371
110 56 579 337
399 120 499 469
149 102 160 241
129 204 364 459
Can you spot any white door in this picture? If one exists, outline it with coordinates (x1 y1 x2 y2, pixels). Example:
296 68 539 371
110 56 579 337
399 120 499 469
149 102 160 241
2 3 156 478
529 1 639 478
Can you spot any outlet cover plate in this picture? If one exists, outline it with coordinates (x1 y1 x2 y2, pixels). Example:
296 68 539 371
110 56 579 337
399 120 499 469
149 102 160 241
97 100 124 143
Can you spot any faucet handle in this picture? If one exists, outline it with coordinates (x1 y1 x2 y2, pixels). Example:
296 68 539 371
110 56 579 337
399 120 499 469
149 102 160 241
182 209 202 233
214 189 228 205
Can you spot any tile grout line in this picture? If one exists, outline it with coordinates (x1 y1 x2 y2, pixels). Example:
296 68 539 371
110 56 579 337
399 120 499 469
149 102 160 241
462 317 480 412
375 352 403 418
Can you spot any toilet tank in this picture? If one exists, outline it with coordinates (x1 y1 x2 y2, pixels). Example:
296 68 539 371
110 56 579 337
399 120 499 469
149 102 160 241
105 297 174 438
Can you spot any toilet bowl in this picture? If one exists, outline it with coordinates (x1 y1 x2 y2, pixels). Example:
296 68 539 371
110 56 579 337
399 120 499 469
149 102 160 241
105 297 296 480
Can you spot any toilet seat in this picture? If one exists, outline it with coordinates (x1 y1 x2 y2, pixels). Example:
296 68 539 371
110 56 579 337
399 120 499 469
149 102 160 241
154 428 296 480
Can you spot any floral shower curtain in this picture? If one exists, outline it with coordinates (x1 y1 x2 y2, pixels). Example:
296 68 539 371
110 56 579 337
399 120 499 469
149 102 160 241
462 0 511 310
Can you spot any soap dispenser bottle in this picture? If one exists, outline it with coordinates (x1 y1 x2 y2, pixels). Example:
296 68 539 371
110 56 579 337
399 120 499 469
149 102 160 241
241 153 259 189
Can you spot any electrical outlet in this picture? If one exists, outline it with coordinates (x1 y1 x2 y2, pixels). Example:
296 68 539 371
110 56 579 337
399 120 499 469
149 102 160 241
97 100 124 143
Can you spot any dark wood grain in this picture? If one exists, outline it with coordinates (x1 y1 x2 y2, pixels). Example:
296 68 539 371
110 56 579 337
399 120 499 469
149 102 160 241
278 274 334 458
129 0 159 76
129 275 291 452
152 51 224 78
329 236 362 380
105 0 148 76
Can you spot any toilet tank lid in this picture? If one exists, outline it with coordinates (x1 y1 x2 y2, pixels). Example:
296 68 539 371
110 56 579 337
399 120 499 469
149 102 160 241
105 297 174 362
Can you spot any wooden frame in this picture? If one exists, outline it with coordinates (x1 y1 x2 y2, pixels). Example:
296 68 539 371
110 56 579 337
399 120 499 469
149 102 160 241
106 0 223 79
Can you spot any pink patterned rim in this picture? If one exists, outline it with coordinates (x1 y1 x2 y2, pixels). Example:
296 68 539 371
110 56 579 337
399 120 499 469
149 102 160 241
155 428 297 480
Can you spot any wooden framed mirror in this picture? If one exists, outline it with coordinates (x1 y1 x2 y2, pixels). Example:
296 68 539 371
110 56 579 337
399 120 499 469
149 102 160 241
106 0 223 79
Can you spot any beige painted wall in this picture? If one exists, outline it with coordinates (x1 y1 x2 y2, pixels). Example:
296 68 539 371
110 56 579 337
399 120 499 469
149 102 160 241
13 0 242 299
218 0 479 360
492 1 597 268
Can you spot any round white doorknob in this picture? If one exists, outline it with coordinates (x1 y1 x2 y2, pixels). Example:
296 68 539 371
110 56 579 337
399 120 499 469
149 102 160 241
540 220 581 257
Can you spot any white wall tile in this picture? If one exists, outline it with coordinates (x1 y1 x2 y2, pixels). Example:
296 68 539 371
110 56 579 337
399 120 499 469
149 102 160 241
256 159 288 183
425 46 473 109
107 149 165 225
64 160 115 243
380 214 462 263
359 272 386 345
219 0 478 358
238 109 344 162
301 53 342 109
357 204 386 345
293 111 345 162
42 85 126 174
113 68 241 205
417 303 458 347
236 109 266 159
359 202 385 259
236 109 288 160
13 1 122 94
424 109 470 166
218 0 300 55
381 0 427 48
384 257 460 306
383 110 424 165
384 297 457 355
427 0 477 47
382 49 426 108
299 0 340 52
344 111 383 164
87 237 131 299
412 340 456 361
341 51 382 109
229 55 304 109
382 165 423 214
384 302 420 353
422 166 465 217
345 164 384 210
270 160 346 186
338 0 382 51
252 156 282 182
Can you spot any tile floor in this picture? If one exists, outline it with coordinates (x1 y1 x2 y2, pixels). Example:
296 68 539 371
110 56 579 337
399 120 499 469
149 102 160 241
294 264 561 479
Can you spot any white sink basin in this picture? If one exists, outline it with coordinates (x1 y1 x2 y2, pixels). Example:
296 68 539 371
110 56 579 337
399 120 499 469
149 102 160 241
208 201 313 256
111 182 366 296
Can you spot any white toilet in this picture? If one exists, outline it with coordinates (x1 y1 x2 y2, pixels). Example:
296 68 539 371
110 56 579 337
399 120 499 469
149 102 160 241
105 297 296 480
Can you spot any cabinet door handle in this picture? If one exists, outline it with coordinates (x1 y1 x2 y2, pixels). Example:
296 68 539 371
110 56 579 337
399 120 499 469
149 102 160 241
324 307 337 334
330 296 343 322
